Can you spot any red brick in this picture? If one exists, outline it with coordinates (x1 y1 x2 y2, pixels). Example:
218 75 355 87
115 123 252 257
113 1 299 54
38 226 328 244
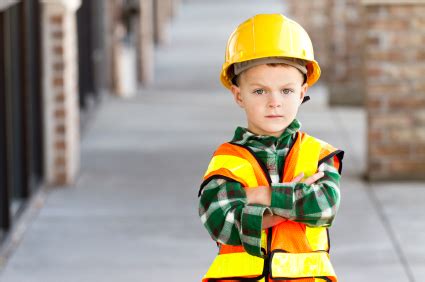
53 62 65 71
367 66 382 77
414 110 425 124
367 84 410 97
411 16 425 30
53 77 64 87
371 114 412 129
368 129 383 142
416 126 425 142
388 32 422 48
388 160 425 175
387 6 418 18
55 124 66 134
51 31 63 39
54 109 66 118
367 35 380 47
413 49 425 61
368 18 409 31
53 45 64 55
413 82 425 93
50 15 63 25
417 145 425 156
367 97 383 109
55 93 65 103
388 128 414 143
54 173 68 185
55 141 66 150
388 97 425 109
366 50 407 63
54 156 66 166
370 144 410 158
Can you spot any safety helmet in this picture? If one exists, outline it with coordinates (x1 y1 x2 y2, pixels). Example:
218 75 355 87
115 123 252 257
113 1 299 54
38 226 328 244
220 13 321 89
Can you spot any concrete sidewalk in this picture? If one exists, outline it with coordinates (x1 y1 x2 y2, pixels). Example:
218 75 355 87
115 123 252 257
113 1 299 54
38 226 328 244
0 0 424 281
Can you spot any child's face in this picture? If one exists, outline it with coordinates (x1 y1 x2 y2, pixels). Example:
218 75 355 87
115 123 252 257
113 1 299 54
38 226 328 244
230 64 308 137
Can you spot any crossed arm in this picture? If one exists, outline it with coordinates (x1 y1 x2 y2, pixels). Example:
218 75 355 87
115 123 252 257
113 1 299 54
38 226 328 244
198 155 341 257
247 171 325 229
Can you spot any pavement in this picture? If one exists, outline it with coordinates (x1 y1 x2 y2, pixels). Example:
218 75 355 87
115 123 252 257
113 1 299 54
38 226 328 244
0 0 424 281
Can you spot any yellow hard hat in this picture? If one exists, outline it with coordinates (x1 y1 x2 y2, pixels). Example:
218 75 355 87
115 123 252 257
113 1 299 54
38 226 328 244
220 14 321 89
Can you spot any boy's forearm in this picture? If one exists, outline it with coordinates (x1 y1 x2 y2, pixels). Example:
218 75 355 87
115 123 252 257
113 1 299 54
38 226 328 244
267 157 341 226
200 178 269 257
245 186 271 206
270 177 340 226
245 187 288 229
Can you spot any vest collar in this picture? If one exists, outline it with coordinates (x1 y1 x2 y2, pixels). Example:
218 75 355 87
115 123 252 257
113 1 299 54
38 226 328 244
232 118 302 146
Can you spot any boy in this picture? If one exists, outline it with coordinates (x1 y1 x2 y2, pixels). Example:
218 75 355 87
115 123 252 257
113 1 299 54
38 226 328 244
198 14 344 282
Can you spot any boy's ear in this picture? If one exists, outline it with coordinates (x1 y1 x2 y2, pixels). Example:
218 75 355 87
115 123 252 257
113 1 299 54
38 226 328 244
299 83 309 105
230 85 244 108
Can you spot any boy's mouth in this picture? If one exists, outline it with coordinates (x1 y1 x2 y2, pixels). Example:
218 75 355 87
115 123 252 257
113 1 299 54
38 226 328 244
265 115 283 118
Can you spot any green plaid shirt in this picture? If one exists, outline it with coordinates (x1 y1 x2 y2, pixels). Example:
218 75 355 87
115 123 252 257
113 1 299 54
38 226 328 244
198 119 342 257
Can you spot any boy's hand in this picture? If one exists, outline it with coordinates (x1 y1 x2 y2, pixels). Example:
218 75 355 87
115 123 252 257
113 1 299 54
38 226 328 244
291 171 325 186
245 171 325 206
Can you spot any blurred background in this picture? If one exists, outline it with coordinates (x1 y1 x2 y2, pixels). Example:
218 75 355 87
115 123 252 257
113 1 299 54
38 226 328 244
0 0 424 281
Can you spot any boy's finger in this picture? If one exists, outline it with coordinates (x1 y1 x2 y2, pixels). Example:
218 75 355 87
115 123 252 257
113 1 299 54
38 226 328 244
303 171 325 185
291 172 304 183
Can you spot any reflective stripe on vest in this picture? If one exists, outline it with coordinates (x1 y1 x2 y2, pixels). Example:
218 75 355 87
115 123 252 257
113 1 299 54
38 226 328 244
204 252 264 280
294 134 322 180
204 155 259 187
270 252 336 281
201 131 339 281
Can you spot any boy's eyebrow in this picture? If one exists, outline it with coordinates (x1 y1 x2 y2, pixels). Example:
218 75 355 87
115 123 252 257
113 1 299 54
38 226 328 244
248 82 297 87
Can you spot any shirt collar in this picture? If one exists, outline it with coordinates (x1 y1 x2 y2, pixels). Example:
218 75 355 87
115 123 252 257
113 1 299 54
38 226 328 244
231 118 301 145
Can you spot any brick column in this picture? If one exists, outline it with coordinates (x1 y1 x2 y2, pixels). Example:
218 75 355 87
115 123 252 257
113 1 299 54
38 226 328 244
364 0 425 180
328 0 365 106
170 0 180 19
41 0 81 185
137 0 154 86
153 0 171 45
288 0 333 83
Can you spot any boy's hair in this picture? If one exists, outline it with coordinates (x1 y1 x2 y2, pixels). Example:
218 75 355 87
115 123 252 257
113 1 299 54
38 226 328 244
231 63 308 87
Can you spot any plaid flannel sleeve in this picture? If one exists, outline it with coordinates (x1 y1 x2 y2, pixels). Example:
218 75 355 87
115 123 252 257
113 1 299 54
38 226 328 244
270 154 342 227
199 178 271 257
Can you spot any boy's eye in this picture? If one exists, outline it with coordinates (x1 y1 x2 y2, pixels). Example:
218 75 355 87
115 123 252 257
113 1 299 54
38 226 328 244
253 89 265 95
282 89 294 95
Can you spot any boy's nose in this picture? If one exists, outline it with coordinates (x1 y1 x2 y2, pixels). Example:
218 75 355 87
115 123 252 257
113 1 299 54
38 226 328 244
268 93 282 108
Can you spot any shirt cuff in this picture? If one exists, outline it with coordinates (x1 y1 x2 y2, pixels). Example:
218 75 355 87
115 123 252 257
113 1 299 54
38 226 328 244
240 205 271 257
270 183 295 217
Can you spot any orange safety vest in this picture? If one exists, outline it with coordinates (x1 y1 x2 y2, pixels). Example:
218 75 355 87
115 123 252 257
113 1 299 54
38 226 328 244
200 131 343 282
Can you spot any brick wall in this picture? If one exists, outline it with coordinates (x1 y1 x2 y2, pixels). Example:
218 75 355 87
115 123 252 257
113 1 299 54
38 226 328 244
288 0 333 83
364 1 425 180
138 0 154 86
153 0 172 45
329 0 365 106
288 0 365 105
41 0 81 185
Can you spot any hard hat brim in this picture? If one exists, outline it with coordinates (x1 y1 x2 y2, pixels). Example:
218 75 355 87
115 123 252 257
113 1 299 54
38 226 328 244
220 58 321 89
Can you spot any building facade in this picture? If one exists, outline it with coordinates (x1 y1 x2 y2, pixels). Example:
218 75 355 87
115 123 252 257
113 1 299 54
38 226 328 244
0 0 177 242
289 0 425 180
